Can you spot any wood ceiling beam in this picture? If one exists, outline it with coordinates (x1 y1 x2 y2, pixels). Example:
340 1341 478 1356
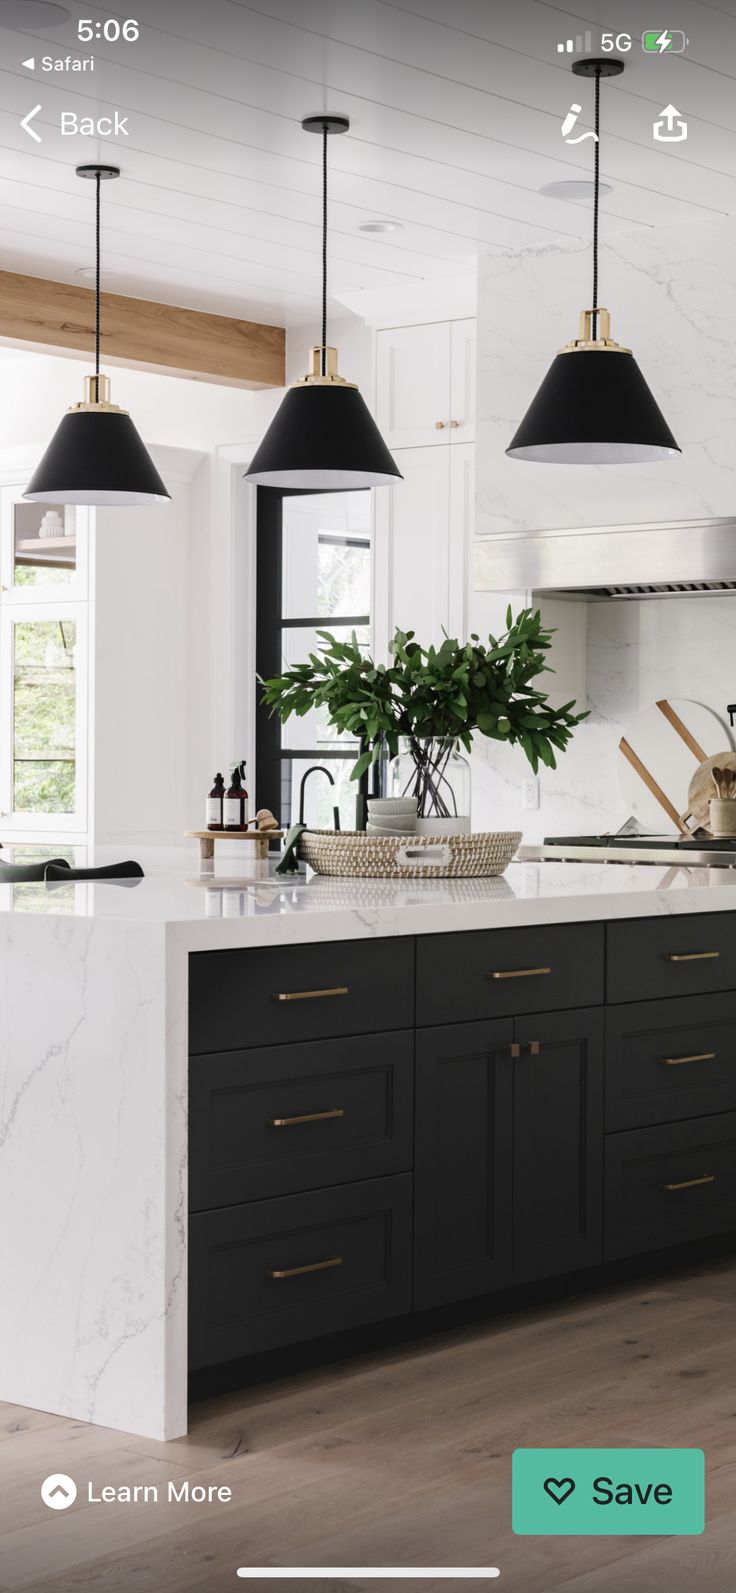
0 271 285 389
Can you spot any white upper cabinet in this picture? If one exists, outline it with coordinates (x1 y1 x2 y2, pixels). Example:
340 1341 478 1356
373 442 472 656
376 319 476 449
450 319 476 445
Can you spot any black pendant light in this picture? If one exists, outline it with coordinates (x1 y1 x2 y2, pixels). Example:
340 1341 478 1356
507 59 680 464
244 116 402 490
25 164 170 506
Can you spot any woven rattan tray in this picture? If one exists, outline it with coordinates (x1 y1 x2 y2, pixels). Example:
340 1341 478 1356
297 829 522 879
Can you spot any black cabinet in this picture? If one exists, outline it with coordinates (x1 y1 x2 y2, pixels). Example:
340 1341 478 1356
188 916 736 1377
607 913 736 1004
189 1174 413 1367
513 1009 604 1284
189 937 414 1054
190 1032 414 1210
414 1007 604 1308
414 1020 514 1309
416 923 604 1026
605 993 736 1132
605 1114 736 1260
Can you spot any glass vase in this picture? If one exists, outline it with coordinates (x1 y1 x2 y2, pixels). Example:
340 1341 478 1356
389 736 471 835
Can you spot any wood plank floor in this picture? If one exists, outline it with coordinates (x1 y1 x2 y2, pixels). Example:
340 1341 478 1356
1 1254 735 1593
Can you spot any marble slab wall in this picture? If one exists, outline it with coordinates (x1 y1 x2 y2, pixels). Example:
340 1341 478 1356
471 593 736 840
471 214 736 837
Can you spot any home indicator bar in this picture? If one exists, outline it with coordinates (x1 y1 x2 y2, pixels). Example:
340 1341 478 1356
236 1571 501 1580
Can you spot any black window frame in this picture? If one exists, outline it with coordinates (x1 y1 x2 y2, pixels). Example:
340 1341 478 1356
255 487 374 827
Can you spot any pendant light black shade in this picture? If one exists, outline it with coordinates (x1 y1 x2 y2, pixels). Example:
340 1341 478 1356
507 60 680 466
24 165 170 507
24 386 171 505
245 353 402 488
507 343 680 464
244 116 402 491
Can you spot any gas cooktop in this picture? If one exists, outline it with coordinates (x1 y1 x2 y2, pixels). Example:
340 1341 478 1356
519 834 736 867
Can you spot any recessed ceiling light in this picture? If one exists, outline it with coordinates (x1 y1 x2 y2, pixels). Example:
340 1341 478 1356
76 265 121 281
0 1 70 27
539 179 613 200
355 220 403 234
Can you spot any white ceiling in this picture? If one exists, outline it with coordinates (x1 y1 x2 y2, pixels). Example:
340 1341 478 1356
1 0 735 327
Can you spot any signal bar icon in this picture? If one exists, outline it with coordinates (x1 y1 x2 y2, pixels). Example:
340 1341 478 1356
558 32 593 54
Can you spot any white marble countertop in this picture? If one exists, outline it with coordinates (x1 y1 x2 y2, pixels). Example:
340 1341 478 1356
2 845 736 944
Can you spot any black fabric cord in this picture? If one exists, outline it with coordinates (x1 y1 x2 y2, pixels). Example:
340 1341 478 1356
321 124 328 375
592 67 601 341
95 170 101 377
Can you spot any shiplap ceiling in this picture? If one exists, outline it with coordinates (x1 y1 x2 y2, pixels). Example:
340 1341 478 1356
0 0 735 326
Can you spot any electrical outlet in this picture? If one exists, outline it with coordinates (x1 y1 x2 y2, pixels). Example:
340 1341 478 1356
521 776 539 811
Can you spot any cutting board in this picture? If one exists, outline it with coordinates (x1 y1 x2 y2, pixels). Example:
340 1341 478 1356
619 699 733 833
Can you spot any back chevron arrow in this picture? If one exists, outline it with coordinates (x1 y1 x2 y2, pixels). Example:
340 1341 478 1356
21 105 42 143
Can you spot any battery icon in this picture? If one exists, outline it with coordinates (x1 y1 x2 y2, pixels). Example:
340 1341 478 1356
642 29 688 52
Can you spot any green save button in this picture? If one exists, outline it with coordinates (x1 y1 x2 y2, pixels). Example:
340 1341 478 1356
513 1448 704 1536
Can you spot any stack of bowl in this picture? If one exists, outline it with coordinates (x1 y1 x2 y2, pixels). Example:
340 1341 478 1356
366 797 418 837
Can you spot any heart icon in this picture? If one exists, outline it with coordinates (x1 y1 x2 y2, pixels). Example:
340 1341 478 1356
543 1476 576 1506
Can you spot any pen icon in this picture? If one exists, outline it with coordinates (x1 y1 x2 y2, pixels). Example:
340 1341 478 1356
561 104 598 144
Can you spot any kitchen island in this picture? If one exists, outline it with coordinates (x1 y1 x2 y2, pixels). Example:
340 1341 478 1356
2 848 736 1441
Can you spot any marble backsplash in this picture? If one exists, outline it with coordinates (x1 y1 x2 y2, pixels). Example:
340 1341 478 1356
471 593 736 841
472 208 736 838
475 214 736 538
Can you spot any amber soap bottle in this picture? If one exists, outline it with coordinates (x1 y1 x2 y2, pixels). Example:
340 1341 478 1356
224 767 246 830
206 773 225 831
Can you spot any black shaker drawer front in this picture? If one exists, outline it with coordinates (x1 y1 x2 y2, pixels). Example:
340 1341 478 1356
189 1032 414 1210
605 1114 736 1261
606 915 736 1005
188 1175 413 1367
606 994 736 1132
189 938 414 1054
416 924 604 1026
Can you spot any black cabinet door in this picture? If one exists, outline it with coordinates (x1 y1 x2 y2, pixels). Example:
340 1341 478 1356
414 1019 514 1309
189 1031 414 1211
605 1113 736 1261
513 1008 604 1285
189 1175 413 1368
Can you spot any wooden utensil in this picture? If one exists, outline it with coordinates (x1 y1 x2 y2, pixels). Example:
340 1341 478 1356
619 699 733 833
684 752 736 832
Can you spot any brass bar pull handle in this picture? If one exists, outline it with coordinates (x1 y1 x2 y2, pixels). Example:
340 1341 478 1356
661 1174 716 1193
268 1108 345 1128
274 986 349 1003
490 967 551 981
267 1256 343 1280
508 1042 521 1058
658 1052 716 1068
664 951 720 962
528 1040 541 1057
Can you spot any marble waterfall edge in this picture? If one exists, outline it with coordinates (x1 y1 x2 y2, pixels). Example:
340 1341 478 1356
0 913 188 1441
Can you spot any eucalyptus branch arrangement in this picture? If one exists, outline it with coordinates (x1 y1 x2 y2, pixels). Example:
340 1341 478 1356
261 607 587 783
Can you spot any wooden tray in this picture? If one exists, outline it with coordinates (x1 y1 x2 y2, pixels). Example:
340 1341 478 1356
186 829 283 862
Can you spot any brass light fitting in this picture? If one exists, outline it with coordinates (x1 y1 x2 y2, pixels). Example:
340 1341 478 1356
293 346 357 390
558 308 631 355
67 373 129 415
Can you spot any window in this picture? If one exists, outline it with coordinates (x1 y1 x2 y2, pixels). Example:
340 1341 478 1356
0 491 90 836
256 489 373 831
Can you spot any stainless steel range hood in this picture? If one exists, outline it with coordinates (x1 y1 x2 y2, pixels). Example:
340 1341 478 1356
476 516 736 599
